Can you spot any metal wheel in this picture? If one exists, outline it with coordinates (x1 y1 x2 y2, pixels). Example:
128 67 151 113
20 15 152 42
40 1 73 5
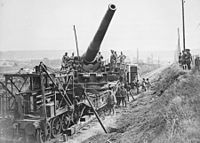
51 117 62 138
36 122 51 143
61 113 70 131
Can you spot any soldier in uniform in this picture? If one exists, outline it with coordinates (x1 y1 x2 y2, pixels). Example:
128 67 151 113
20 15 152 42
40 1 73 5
120 85 126 107
115 86 121 107
124 82 131 101
110 50 116 71
135 80 140 94
185 49 192 70
62 52 70 69
146 78 151 90
119 51 126 64
141 78 146 91
106 86 117 115
178 52 182 66
181 50 187 70
70 52 75 60
195 56 200 71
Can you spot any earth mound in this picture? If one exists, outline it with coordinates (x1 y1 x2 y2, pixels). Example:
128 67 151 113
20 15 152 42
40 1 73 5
83 64 200 143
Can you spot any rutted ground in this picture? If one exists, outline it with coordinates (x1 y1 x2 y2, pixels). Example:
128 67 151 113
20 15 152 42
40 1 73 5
66 114 119 143
82 64 200 143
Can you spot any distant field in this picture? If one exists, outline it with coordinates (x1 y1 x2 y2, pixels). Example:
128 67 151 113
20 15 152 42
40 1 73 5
0 66 20 74
0 59 61 74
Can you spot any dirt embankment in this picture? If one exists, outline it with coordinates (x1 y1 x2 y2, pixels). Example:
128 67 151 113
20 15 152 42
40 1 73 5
83 64 200 143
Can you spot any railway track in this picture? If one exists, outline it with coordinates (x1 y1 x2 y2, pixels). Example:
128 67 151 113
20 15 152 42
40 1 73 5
48 113 107 143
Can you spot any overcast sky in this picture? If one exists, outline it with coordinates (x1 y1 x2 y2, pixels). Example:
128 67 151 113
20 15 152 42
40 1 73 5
0 0 200 59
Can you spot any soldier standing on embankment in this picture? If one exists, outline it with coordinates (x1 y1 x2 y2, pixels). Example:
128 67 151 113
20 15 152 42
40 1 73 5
185 49 192 70
195 56 200 71
115 86 121 107
146 78 151 90
141 78 147 92
106 85 117 115
135 80 140 94
121 85 127 107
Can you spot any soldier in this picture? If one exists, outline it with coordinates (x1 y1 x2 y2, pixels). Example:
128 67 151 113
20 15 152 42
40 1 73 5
146 78 151 90
141 78 146 91
70 52 75 60
115 86 121 107
120 85 127 107
124 82 131 101
185 49 192 70
181 50 187 70
135 80 140 94
106 86 117 115
62 52 70 69
113 51 118 69
119 51 126 64
195 56 200 71
178 52 182 66
70 52 75 68
110 50 116 71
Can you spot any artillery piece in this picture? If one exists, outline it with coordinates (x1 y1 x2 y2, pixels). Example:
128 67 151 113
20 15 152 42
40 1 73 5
81 4 116 71
64 4 120 84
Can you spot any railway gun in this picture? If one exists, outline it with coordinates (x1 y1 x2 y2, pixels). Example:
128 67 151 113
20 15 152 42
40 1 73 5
0 3 132 143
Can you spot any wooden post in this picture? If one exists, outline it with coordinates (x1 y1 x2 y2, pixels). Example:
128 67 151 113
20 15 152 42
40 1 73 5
40 73 48 141
40 63 72 106
73 25 80 57
84 92 107 133
40 74 47 119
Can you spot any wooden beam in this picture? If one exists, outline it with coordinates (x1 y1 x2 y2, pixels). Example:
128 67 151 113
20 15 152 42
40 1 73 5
84 92 107 133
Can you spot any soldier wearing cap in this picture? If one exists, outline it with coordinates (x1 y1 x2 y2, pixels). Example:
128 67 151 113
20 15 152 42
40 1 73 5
185 49 192 70
106 85 117 115
62 52 70 69
110 50 116 71
120 85 127 107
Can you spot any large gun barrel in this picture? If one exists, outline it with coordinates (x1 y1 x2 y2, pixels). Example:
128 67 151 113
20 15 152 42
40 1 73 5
82 4 116 63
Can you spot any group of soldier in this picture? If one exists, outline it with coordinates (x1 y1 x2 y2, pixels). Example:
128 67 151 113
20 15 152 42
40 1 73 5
106 78 151 115
61 52 75 69
110 50 126 71
106 83 129 115
131 78 151 94
61 50 126 72
178 49 192 70
178 49 200 71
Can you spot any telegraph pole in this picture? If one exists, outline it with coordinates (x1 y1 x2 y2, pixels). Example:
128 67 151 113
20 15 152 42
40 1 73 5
137 48 139 64
181 0 186 51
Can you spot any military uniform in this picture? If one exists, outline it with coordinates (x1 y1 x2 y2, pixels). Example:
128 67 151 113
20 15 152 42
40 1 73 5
141 79 146 91
182 49 192 70
110 50 117 71
106 89 116 114
115 87 121 106
62 53 70 69
120 87 127 107
195 56 200 71
185 50 192 70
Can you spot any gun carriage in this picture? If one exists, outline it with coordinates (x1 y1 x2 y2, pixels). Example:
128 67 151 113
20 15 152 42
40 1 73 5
0 3 129 143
